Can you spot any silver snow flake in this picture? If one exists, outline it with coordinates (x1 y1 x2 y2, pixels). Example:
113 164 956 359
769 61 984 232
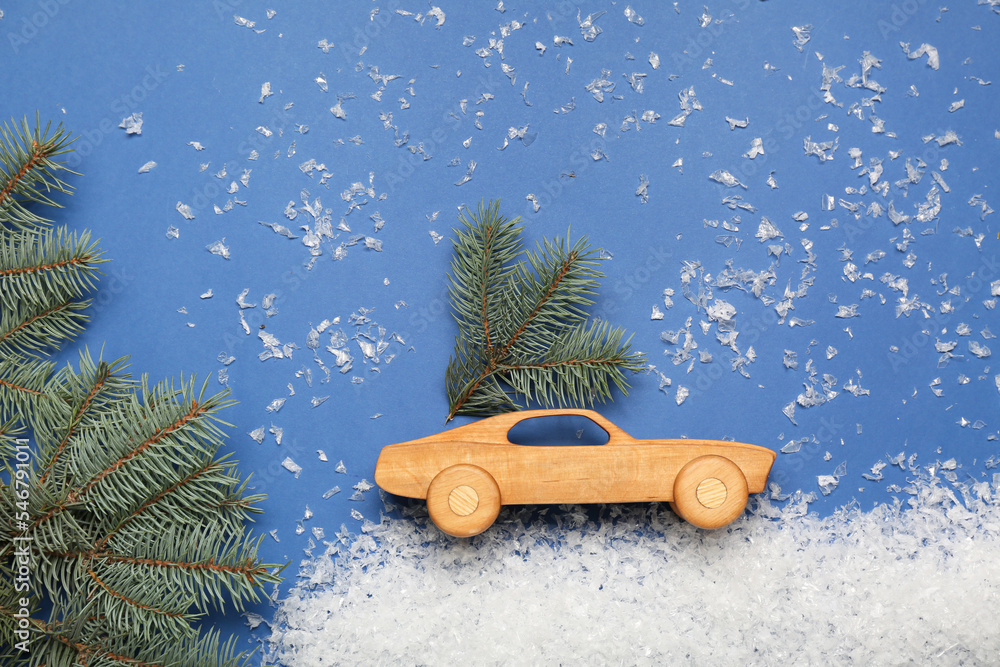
624 5 644 25
425 6 446 28
635 174 650 203
725 116 749 130
454 160 477 186
281 457 303 478
901 42 940 70
175 202 195 220
206 239 230 259
236 289 257 309
577 10 605 42
756 216 783 242
709 170 746 189
119 112 143 135
743 137 765 159
791 24 812 51
675 385 690 405
259 220 299 239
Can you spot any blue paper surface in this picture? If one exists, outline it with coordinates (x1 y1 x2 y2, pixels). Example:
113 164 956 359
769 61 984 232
3 0 998 657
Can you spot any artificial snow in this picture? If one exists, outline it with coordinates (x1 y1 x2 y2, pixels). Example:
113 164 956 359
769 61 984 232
265 475 1000 665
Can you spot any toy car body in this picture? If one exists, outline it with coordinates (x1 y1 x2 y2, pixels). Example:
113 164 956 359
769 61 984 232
374 409 776 536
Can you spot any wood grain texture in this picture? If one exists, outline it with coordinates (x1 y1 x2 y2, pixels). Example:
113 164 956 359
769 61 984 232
426 464 501 537
671 455 749 529
375 409 776 531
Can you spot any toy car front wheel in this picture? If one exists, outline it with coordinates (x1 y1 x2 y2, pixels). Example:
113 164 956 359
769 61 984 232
672 455 749 529
426 464 502 537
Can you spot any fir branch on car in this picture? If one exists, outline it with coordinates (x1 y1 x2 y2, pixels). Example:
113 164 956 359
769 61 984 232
445 200 646 420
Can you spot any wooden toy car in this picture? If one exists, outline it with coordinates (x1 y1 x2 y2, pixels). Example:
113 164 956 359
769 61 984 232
374 409 776 537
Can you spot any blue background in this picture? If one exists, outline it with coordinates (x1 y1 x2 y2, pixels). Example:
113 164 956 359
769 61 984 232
3 0 998 658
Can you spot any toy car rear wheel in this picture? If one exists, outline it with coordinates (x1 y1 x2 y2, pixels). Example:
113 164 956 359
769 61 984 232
426 464 502 537
672 455 748 529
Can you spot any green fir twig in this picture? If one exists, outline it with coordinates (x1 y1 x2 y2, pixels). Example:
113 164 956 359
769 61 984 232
445 200 646 421
0 113 77 231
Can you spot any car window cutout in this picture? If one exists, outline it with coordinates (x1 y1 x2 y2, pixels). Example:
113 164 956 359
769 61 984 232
506 415 610 447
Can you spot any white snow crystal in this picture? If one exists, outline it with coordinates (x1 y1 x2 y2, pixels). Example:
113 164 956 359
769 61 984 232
266 474 1000 666
901 41 940 70
175 202 195 220
206 239 230 260
709 170 746 189
281 457 303 478
119 112 143 135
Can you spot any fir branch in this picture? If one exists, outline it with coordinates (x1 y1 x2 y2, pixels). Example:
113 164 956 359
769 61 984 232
0 114 77 231
501 321 645 408
445 200 646 420
36 352 132 487
0 116 281 666
0 352 55 420
97 525 280 612
0 295 92 360
31 378 233 541
0 417 24 462
447 200 522 355
496 234 601 360
0 226 105 311
95 455 263 554
0 609 249 667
